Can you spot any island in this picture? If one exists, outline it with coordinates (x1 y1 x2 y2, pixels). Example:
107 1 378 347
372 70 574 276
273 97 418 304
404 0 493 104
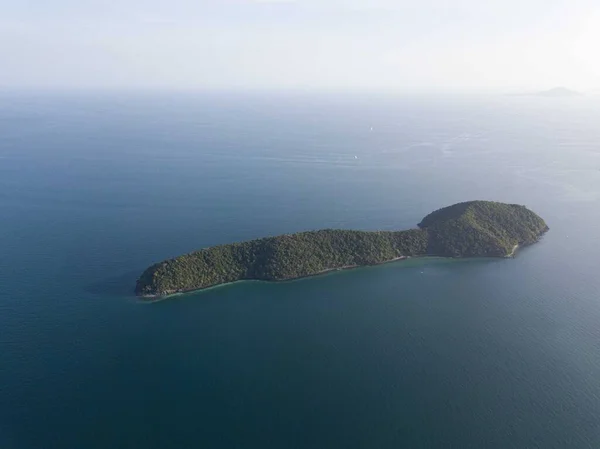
534 87 581 97
135 201 548 298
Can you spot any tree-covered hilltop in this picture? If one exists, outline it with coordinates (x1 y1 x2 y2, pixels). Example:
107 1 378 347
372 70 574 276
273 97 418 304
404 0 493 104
135 201 548 297
418 201 549 257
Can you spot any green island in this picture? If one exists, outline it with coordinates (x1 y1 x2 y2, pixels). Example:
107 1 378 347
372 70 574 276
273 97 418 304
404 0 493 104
135 201 548 298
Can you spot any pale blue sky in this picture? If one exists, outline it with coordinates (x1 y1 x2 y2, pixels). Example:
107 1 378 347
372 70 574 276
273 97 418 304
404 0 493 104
2 0 599 90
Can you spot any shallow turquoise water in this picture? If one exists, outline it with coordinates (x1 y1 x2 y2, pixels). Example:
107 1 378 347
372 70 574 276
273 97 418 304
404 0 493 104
1 92 600 448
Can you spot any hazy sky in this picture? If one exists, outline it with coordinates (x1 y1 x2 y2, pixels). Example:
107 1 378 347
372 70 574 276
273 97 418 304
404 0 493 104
2 0 599 90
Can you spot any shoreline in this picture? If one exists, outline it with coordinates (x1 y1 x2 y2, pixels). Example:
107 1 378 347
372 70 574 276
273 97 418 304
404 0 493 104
138 256 412 300
137 247 530 301
138 234 548 301
137 245 531 301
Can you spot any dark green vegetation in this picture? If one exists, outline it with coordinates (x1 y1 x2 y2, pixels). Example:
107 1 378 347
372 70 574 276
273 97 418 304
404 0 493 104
419 201 549 257
136 201 548 297
135 229 428 297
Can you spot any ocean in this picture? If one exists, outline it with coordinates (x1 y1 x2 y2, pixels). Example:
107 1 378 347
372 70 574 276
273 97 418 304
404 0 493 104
1 91 600 448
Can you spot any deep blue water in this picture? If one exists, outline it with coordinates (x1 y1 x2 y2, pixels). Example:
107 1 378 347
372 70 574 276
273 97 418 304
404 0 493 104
1 91 600 448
